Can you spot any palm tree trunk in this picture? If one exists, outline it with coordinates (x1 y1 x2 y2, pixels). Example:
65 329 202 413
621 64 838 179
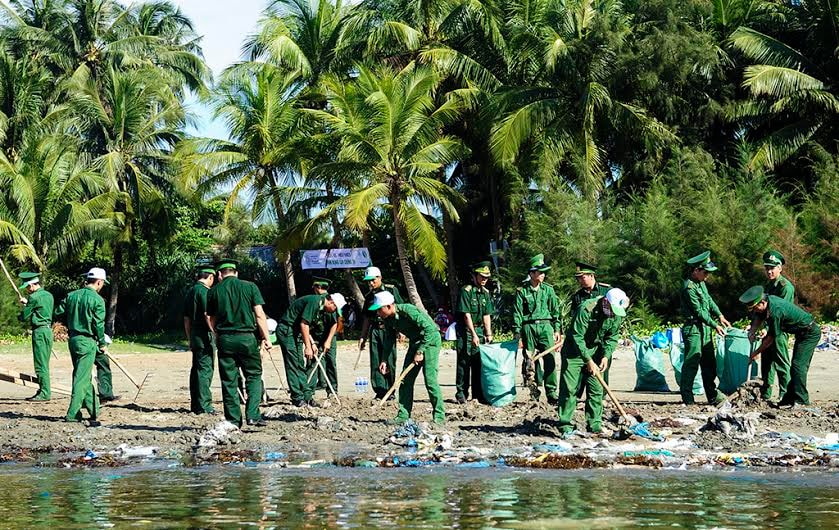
417 264 440 308
391 191 425 312
105 244 122 336
268 172 296 302
442 208 459 309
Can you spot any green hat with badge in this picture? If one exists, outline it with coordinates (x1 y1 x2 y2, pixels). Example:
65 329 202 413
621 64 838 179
528 254 551 272
17 271 40 290
195 262 216 275
473 261 492 277
762 250 785 267
312 275 331 288
739 285 766 308
574 261 597 276
215 258 239 271
686 250 718 272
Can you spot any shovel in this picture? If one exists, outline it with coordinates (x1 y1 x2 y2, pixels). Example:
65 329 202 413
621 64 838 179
374 362 417 408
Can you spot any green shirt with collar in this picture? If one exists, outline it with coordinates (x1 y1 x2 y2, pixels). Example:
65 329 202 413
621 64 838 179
456 283 495 330
54 286 106 347
19 288 54 329
763 295 814 337
206 277 265 333
679 278 722 327
766 275 794 302
183 282 211 335
513 280 561 335
562 297 622 362
278 294 326 332
385 304 441 352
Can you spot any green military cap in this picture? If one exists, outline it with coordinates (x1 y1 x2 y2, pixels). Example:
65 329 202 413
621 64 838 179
312 275 331 288
17 271 40 290
686 250 718 272
574 261 597 276
528 253 551 272
739 285 766 308
762 250 785 267
215 258 239 271
195 262 216 274
473 261 492 277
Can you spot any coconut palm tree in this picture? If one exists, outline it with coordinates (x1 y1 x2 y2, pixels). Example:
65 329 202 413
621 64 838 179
177 63 315 303
304 62 467 309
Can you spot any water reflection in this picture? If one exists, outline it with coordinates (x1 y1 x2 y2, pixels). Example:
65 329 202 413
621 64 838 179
0 465 837 528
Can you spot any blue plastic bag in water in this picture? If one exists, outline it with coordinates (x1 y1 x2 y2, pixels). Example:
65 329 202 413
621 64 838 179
631 336 670 392
480 341 518 407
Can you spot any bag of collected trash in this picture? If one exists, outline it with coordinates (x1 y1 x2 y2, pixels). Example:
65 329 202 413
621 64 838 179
716 329 759 394
669 342 703 396
631 335 670 392
651 331 669 349
480 341 517 407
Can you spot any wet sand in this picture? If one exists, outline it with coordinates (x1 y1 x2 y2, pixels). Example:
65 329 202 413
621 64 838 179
0 340 837 468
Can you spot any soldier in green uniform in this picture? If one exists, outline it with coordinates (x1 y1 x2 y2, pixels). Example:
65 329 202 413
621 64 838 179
679 251 732 405
310 276 339 394
455 261 495 404
513 254 562 404
17 272 54 401
358 266 404 399
748 250 795 401
54 267 110 424
557 288 629 434
740 286 821 407
206 259 271 427
368 291 445 424
277 292 346 407
183 265 216 414
569 262 611 398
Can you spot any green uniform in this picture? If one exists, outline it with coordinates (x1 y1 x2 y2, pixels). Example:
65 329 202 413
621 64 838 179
557 297 622 433
183 282 215 413
760 275 794 400
679 278 725 404
277 294 327 403
206 277 265 425
311 309 338 393
363 284 404 398
569 282 610 398
455 283 495 402
55 286 106 422
513 281 562 399
19 288 54 400
760 296 820 406
385 304 445 423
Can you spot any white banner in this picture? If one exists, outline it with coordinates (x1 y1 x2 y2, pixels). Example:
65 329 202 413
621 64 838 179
301 248 372 270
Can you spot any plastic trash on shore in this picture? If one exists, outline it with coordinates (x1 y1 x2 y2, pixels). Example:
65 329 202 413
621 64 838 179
197 421 240 448
631 336 670 392
115 444 158 458
701 402 760 439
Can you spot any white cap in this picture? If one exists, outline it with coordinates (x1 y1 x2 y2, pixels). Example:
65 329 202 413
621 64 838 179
266 318 278 333
368 291 395 310
328 293 347 315
605 288 629 317
363 266 381 281
84 267 109 283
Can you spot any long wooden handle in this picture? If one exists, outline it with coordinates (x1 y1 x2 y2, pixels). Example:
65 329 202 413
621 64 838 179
592 367 631 422
0 258 23 298
375 362 417 408
105 351 141 389
263 345 287 390
353 346 365 371
531 340 563 363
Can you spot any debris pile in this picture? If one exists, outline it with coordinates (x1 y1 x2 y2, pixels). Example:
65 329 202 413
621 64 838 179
197 421 240 448
701 402 761 439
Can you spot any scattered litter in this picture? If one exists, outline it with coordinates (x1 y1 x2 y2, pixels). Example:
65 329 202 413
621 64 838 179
532 442 572 453
505 454 607 469
197 421 240 448
264 452 286 461
196 450 260 465
701 402 760 439
114 444 158 458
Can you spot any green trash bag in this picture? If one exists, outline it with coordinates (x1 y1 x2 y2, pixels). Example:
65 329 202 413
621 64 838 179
716 329 759 394
669 342 703 396
480 341 518 407
631 335 670 392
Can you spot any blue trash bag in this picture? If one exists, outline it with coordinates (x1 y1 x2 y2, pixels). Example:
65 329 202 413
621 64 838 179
480 341 518 407
669 342 703 396
651 331 670 349
631 335 670 392
716 329 759 394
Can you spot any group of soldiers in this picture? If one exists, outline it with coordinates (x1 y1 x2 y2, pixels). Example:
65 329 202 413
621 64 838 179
12 247 822 433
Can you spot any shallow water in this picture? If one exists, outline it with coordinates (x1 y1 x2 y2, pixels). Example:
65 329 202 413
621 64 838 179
1 465 838 528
